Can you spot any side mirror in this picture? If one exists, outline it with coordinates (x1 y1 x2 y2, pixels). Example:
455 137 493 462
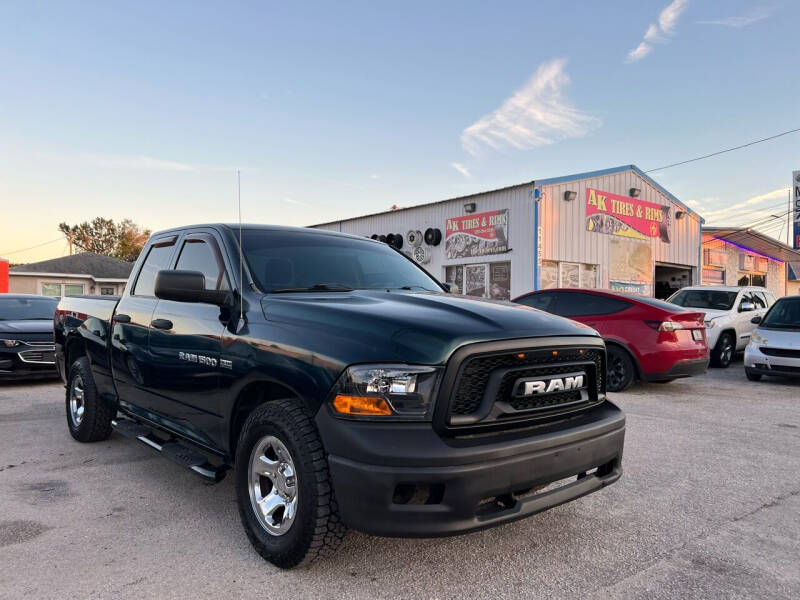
750 315 762 324
739 301 755 312
154 270 232 307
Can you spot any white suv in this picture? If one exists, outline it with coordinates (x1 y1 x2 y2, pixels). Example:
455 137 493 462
667 286 776 367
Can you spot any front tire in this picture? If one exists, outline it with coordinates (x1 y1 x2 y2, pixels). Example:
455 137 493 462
745 368 762 382
711 332 735 368
66 357 114 442
606 346 634 392
235 399 345 569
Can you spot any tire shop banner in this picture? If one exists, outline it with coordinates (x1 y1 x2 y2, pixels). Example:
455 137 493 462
445 209 509 259
585 188 671 243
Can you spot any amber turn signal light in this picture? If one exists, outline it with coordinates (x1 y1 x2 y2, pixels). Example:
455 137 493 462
333 394 392 416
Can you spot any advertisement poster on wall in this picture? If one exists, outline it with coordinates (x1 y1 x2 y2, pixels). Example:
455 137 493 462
585 188 671 243
793 170 800 249
609 237 653 296
445 209 509 259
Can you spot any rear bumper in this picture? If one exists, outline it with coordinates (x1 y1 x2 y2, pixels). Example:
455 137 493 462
644 357 709 382
317 402 625 537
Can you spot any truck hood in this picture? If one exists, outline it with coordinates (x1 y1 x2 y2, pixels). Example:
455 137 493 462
702 309 731 320
261 290 598 365
0 319 54 336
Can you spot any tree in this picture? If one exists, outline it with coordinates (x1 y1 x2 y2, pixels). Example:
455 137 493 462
59 218 151 262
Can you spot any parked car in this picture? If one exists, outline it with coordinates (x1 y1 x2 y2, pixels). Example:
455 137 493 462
0 294 59 380
668 285 775 368
744 295 800 381
513 288 708 392
54 224 625 569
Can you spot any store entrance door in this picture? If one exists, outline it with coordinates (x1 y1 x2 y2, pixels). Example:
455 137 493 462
654 263 693 299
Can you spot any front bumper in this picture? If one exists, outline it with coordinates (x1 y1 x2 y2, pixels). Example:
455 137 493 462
0 346 58 379
744 345 800 377
316 401 625 537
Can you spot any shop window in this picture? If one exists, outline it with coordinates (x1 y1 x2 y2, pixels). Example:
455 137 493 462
541 261 598 289
702 268 725 285
737 273 767 288
100 287 115 295
703 248 727 267
444 261 511 300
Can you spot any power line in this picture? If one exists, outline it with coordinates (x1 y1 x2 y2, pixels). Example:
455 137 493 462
645 126 800 173
0 237 64 257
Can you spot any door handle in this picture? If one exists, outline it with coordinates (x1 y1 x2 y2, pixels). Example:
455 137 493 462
114 314 131 324
151 319 173 330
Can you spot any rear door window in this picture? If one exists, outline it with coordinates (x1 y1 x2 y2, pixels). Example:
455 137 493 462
555 292 632 317
516 292 557 312
133 239 176 297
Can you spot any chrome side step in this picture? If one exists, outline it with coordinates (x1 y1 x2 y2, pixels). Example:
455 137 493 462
112 418 228 483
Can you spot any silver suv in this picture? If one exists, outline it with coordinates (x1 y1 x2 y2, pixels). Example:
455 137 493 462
668 285 776 367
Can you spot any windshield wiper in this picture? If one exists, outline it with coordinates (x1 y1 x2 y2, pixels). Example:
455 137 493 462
269 284 354 293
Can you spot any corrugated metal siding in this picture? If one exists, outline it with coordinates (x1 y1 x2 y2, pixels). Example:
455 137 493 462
541 169 701 287
313 185 536 297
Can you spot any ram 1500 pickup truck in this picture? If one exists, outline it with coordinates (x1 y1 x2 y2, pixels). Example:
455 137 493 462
55 224 625 569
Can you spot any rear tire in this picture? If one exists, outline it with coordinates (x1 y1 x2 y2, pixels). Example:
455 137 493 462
606 346 634 392
66 357 114 442
745 368 762 382
235 399 345 569
711 332 735 368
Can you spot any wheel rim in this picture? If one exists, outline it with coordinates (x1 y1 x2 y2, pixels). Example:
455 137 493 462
69 375 85 427
248 435 298 536
720 337 733 364
607 354 626 390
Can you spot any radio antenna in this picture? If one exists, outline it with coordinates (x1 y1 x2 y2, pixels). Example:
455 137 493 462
237 169 244 332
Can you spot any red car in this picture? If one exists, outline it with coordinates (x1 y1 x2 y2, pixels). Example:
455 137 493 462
513 289 709 392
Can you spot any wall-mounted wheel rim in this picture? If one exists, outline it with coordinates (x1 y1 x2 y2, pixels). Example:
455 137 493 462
248 435 298 536
69 374 85 427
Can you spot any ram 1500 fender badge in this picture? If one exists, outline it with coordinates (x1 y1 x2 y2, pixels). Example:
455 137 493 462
513 373 585 397
178 352 218 368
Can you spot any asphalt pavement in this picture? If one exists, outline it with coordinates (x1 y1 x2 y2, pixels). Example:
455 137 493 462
1 362 799 599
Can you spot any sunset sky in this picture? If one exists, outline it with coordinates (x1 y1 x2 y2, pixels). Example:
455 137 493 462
2 0 798 263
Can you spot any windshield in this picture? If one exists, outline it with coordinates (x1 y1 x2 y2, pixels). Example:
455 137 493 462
0 297 58 320
241 230 443 293
760 297 800 329
669 289 738 311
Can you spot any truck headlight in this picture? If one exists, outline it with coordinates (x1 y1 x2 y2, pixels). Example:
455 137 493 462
750 331 768 345
1 339 21 348
330 364 441 420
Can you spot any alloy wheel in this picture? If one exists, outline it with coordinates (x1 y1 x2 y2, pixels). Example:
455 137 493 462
69 375 85 427
248 435 299 536
608 355 626 390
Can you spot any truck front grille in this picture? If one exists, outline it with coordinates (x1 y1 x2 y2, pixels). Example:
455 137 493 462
444 345 605 431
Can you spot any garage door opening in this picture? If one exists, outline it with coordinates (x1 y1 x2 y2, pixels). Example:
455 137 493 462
655 264 692 299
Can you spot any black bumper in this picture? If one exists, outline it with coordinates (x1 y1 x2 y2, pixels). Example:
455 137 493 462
0 350 58 380
316 402 625 537
644 357 709 382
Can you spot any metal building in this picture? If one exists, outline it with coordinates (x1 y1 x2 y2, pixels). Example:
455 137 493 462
313 165 703 300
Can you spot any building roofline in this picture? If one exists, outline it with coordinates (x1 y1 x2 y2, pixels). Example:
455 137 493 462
311 164 702 227
536 164 703 222
310 181 535 227
702 227 800 263
8 271 129 282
